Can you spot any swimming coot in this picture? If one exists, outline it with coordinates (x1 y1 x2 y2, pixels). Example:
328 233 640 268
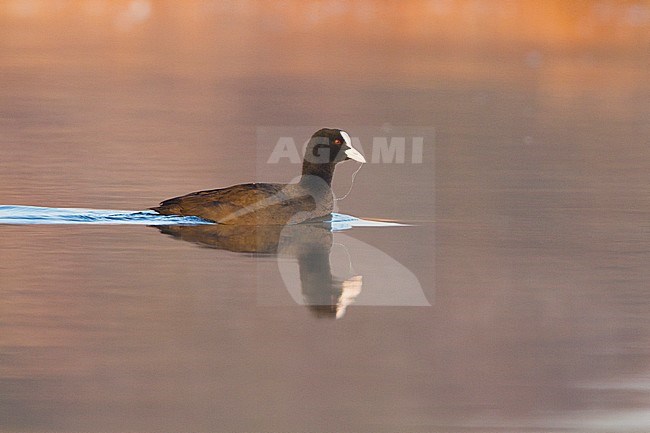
151 128 366 225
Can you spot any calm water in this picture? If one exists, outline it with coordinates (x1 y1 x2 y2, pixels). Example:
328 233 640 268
1 1 649 432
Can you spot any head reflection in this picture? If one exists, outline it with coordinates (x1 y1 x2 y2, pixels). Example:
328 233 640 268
154 223 361 319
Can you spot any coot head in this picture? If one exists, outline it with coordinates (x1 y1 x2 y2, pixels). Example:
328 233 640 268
305 128 366 165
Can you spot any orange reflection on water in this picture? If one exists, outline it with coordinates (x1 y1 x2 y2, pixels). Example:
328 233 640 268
1 0 649 47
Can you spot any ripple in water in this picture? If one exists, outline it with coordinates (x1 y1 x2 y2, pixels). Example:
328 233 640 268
0 205 210 225
0 205 404 229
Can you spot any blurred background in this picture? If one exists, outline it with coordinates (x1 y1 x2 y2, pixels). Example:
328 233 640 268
1 0 648 215
1 1 649 432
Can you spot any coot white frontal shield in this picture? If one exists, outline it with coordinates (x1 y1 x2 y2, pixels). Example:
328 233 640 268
340 131 366 163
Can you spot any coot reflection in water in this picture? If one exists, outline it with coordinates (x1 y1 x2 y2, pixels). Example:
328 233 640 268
155 221 428 319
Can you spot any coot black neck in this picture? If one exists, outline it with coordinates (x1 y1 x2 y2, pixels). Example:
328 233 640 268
300 161 336 186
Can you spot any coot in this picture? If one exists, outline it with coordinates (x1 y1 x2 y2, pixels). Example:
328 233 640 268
151 128 366 224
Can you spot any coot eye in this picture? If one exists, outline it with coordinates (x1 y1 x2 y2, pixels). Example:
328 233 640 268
333 139 342 145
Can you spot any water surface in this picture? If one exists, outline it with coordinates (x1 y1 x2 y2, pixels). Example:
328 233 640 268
1 1 649 432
